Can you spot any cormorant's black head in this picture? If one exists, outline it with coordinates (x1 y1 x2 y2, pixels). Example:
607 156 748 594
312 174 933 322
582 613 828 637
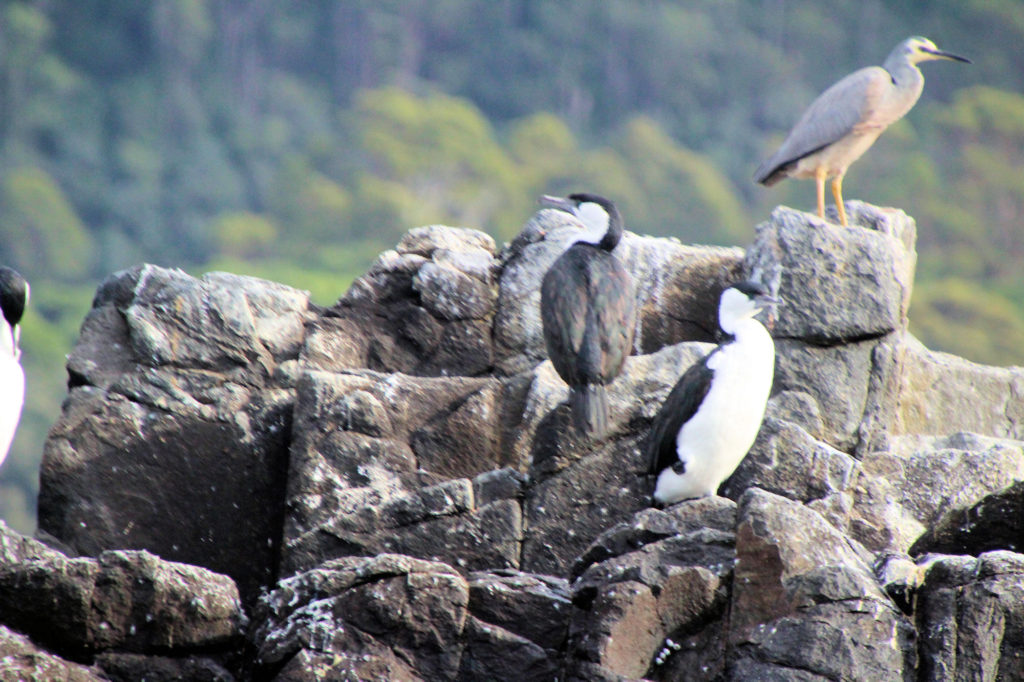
0 267 28 330
539 193 624 251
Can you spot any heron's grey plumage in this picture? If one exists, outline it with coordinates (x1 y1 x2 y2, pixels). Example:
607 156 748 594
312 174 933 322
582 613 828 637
755 37 969 226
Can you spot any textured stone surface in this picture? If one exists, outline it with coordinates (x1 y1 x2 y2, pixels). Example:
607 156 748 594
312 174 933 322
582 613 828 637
251 554 471 681
20 207 1024 679
894 333 1024 440
916 551 1024 681
848 432 1024 553
39 265 305 603
568 498 735 680
772 335 883 452
0 548 243 658
911 479 1024 556
745 202 916 344
95 653 236 682
728 489 914 680
281 369 524 576
722 415 857 505
0 626 104 681
312 225 499 378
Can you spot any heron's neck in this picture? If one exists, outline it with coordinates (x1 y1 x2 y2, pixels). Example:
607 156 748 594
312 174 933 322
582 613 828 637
884 57 924 90
881 61 925 122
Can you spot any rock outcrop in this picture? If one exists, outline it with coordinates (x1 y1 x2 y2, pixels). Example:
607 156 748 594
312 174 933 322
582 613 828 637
2 201 1022 679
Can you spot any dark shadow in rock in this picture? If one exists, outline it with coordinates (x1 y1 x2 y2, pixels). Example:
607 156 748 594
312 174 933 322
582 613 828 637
528 403 587 483
910 480 1024 557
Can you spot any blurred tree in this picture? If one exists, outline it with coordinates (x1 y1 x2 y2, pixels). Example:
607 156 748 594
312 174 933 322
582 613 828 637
612 116 749 245
211 211 278 260
0 167 94 278
349 87 523 240
911 278 1024 367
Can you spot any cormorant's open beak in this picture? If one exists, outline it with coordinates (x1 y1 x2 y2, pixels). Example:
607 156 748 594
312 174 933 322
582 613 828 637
539 194 575 214
922 47 971 63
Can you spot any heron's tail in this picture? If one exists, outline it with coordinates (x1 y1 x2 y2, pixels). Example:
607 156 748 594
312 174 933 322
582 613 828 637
569 384 608 439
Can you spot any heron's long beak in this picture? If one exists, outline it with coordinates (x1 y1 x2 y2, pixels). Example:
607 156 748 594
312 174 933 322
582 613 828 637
538 194 575 214
923 47 971 63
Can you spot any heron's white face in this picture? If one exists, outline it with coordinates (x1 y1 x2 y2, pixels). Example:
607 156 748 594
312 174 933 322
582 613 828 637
904 36 968 65
573 201 611 245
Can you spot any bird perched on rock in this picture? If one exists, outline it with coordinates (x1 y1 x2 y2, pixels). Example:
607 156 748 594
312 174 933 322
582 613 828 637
0 267 29 467
539 193 636 439
648 281 777 506
754 36 969 227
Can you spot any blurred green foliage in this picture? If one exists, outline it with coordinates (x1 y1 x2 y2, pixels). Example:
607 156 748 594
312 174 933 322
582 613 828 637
1 0 1024 532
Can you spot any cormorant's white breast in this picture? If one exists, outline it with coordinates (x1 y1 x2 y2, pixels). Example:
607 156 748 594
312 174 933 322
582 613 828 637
0 266 28 467
647 280 777 505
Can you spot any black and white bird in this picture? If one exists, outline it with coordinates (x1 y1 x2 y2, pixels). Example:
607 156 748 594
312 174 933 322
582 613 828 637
647 281 777 505
539 193 636 439
0 267 28 468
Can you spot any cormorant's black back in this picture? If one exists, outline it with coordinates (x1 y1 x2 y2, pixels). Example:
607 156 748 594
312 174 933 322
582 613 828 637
540 243 635 388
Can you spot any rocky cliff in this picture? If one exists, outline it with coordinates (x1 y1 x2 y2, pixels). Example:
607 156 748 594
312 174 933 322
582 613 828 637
3 202 1024 680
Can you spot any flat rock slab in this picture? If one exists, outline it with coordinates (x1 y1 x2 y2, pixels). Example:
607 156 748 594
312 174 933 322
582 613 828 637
0 549 242 659
894 333 1024 440
39 383 293 603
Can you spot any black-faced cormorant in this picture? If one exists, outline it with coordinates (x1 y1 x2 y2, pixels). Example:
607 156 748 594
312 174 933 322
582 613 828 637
539 193 636 439
0 267 28 467
647 281 776 505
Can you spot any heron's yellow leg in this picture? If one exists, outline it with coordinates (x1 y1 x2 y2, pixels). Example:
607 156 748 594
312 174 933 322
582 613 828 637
815 168 827 219
832 175 848 227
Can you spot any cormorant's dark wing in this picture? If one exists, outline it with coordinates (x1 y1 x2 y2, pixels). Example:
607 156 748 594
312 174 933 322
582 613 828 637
590 257 636 383
541 248 590 384
646 350 716 476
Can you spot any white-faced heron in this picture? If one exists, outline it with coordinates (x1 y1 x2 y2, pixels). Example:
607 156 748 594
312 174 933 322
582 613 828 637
754 37 969 227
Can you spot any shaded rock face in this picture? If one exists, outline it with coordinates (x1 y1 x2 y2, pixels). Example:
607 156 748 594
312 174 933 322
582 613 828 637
916 551 1024 681
38 265 304 604
0 521 242 679
7 201 1022 679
